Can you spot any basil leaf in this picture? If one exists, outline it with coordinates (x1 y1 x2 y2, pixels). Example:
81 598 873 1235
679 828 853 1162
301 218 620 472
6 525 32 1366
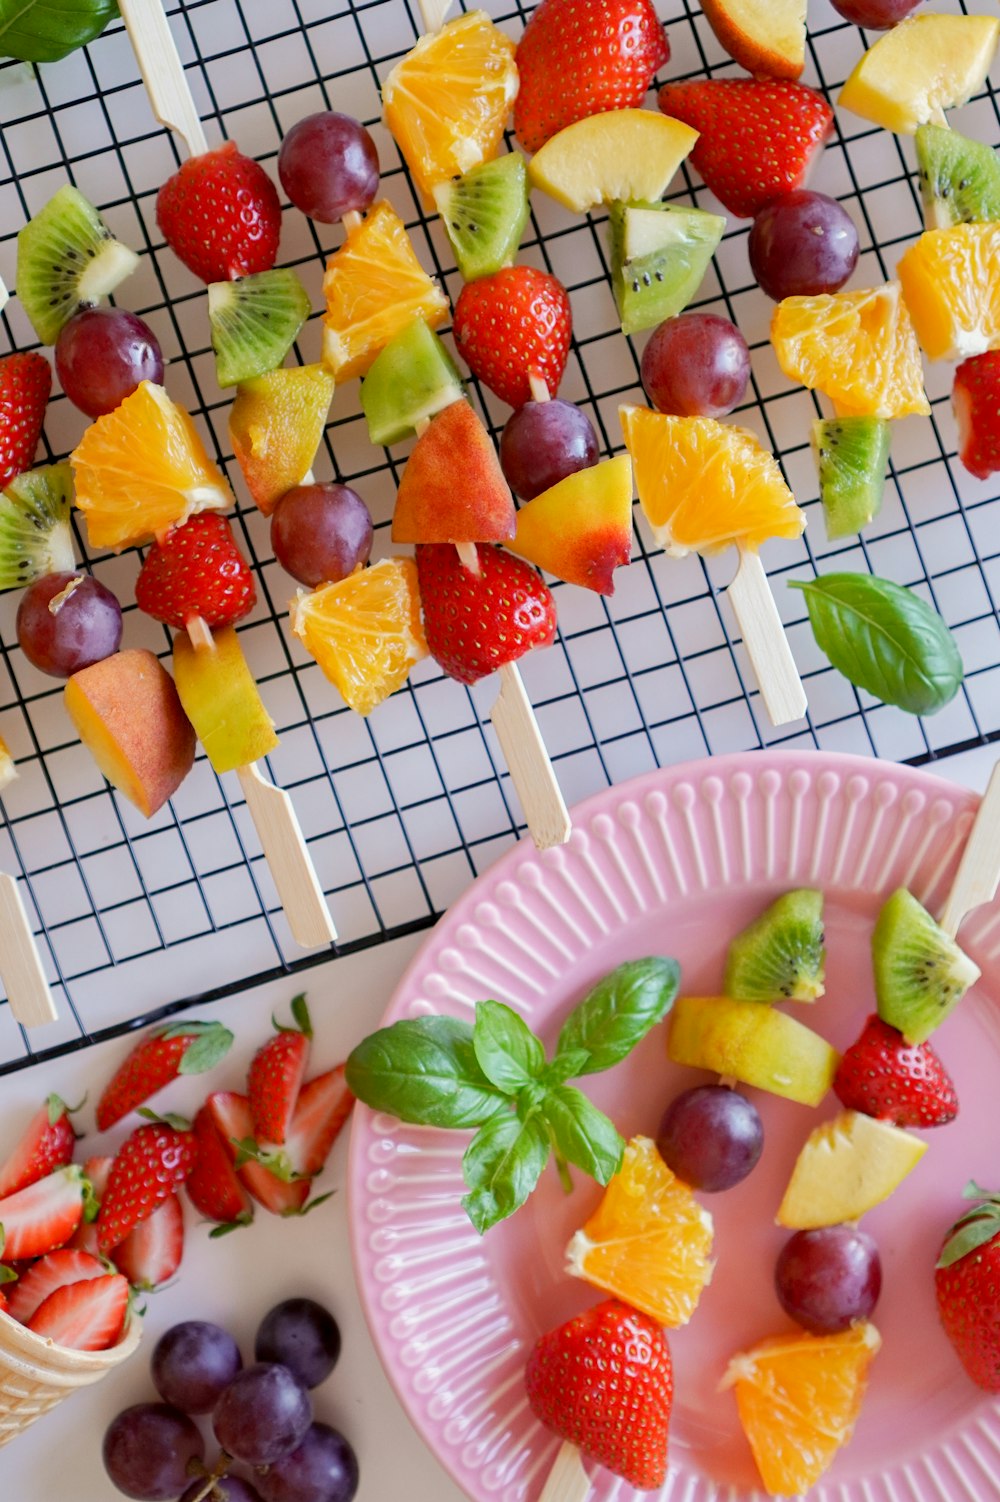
556 957 681 1075
544 1085 624 1185
461 1111 549 1234
542 1049 590 1087
472 1000 546 1095
790 574 963 717
0 0 118 63
345 1016 509 1129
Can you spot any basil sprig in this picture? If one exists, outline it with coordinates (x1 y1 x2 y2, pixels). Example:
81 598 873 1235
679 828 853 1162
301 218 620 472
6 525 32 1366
1 0 118 64
346 957 680 1234
790 573 963 717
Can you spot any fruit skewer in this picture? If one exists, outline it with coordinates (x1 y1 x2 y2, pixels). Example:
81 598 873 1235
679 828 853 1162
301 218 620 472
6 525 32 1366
0 747 59 1028
117 1 337 951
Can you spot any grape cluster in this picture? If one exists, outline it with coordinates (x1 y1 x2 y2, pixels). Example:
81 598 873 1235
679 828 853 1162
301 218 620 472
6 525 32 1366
103 1299 357 1502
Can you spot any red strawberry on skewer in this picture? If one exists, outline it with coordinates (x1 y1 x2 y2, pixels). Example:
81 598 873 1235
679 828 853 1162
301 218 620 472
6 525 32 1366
135 515 256 634
96 1021 234 1131
453 267 572 410
0 1095 79 1198
834 1014 958 1129
0 352 51 490
953 351 1000 480
156 141 282 284
416 544 557 686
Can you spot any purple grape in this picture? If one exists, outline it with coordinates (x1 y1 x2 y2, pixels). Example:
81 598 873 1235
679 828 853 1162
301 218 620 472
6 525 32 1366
499 399 599 500
255 1298 341 1390
55 306 164 419
270 483 373 588
180 1480 264 1502
255 1423 359 1502
775 1226 882 1334
152 1320 243 1414
17 572 123 678
640 313 751 419
830 0 922 26
278 112 379 223
213 1364 312 1467
656 1084 763 1191
749 191 860 302
103 1403 204 1500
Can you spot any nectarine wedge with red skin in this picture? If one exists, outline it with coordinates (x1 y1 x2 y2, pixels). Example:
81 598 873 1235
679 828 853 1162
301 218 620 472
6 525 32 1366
506 456 634 595
701 0 806 82
392 400 516 545
64 649 195 817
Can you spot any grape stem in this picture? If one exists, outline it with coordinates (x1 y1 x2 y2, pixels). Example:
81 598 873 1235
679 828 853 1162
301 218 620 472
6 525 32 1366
185 1451 233 1502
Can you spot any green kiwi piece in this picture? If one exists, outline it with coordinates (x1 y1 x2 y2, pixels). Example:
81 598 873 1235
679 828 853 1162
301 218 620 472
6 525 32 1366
915 124 1000 230
208 269 311 389
16 186 140 346
608 201 725 337
873 888 980 1045
433 153 530 283
0 464 75 592
724 889 825 1003
812 416 891 541
360 319 463 446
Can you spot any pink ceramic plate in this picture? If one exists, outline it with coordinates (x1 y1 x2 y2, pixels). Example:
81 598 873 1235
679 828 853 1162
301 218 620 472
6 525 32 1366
348 751 1000 1502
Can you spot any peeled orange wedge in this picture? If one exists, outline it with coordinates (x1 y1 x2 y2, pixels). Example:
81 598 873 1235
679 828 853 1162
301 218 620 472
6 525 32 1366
721 1323 881 1497
898 223 1000 362
290 559 428 716
382 11 518 199
771 282 930 420
839 14 1000 135
71 381 232 552
322 202 449 382
565 1135 714 1326
620 406 804 556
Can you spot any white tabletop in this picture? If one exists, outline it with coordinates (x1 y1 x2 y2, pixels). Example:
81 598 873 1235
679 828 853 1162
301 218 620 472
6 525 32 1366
2 743 997 1502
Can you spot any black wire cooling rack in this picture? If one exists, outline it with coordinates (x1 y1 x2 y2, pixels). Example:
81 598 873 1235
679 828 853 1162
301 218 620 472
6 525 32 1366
0 0 998 1076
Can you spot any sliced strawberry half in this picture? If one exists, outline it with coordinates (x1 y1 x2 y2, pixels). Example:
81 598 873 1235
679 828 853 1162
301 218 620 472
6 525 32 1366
282 1067 354 1179
112 1193 184 1290
7 1248 108 1325
248 994 313 1146
28 1271 130 1351
70 1156 114 1257
0 1166 86 1261
185 1104 254 1233
0 1095 79 1199
206 1092 312 1217
953 351 1000 481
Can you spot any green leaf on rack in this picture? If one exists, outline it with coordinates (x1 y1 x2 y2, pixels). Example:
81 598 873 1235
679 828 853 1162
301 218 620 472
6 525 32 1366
555 957 681 1076
790 573 964 717
461 1110 550 1234
0 0 119 64
472 1000 546 1095
345 1015 510 1130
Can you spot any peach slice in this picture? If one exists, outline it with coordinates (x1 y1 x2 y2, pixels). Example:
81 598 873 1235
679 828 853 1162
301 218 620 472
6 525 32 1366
64 649 195 817
777 1110 928 1228
668 995 839 1106
392 400 515 544
173 628 279 776
701 0 806 82
505 455 633 595
229 365 335 516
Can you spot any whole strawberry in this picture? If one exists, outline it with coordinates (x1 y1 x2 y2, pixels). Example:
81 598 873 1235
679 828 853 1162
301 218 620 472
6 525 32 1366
953 351 1000 480
416 544 557 685
525 1298 673 1489
452 267 572 409
658 78 834 219
135 514 256 632
96 1020 234 1131
515 0 670 154
156 141 282 284
0 1094 78 1198
98 1119 196 1253
0 352 51 490
833 1014 958 1129
935 1182 1000 1391
248 994 313 1146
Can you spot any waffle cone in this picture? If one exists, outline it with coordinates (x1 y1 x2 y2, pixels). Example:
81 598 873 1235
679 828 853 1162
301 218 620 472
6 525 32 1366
0 1307 141 1447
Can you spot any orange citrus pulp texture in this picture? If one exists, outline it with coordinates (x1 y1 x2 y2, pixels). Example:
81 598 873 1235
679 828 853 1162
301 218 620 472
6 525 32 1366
565 1135 714 1326
382 11 519 199
897 222 1000 362
620 406 805 555
290 558 428 716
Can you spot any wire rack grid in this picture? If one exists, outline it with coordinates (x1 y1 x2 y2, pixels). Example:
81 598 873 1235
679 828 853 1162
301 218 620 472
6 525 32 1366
0 0 998 1076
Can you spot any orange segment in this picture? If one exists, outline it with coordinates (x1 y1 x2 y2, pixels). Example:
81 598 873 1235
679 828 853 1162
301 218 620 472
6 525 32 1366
898 223 1000 362
620 406 805 556
565 1135 714 1327
290 559 428 716
71 382 232 552
721 1323 881 1497
229 365 335 515
771 281 930 419
322 202 449 382
382 11 518 199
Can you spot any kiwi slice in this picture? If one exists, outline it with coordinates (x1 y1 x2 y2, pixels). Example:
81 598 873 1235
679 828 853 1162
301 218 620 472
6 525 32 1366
873 888 980 1044
915 124 1000 230
360 319 463 446
724 889 825 1003
608 201 725 337
432 154 530 282
0 464 75 592
208 269 311 389
16 186 140 346
812 416 891 541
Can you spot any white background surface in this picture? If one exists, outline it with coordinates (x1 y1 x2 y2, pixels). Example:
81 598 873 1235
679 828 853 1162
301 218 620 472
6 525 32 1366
0 743 995 1501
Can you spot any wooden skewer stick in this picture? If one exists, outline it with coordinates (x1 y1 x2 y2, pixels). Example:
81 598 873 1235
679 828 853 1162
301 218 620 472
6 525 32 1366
0 274 8 316
0 876 58 1029
118 0 208 159
539 1441 591 1502
727 548 807 728
939 761 1000 941
417 0 455 33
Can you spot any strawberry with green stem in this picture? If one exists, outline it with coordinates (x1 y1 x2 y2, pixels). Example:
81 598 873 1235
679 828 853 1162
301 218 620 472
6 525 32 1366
0 1094 81 1198
248 994 313 1146
185 1104 254 1235
935 1182 1000 1391
96 1020 234 1132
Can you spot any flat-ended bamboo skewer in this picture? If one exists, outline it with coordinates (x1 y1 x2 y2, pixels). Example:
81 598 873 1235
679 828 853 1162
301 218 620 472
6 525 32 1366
0 755 58 1027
